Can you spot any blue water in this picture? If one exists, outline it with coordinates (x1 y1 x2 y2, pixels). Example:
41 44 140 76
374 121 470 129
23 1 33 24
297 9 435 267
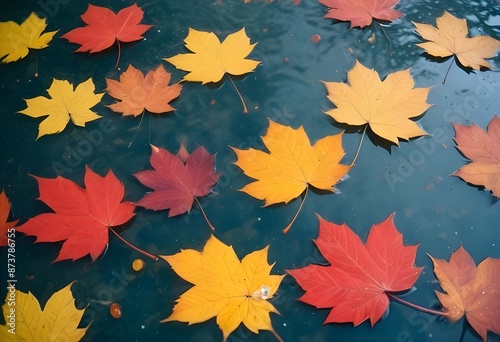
1 0 500 341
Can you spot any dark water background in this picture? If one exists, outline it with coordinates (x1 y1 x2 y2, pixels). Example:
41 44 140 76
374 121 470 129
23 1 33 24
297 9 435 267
1 0 500 341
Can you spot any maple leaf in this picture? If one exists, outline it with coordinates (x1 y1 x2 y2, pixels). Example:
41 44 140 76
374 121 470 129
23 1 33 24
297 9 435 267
0 190 18 247
161 235 285 342
0 282 89 341
134 144 220 229
165 27 259 84
165 27 260 113
105 64 182 116
287 213 423 326
430 245 500 341
16 166 137 262
452 116 500 198
61 4 152 67
18 78 103 139
413 11 500 70
232 119 351 233
0 12 57 63
319 0 402 28
323 60 431 145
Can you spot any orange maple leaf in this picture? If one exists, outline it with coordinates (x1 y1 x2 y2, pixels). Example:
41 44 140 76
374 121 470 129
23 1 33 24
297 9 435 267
232 119 351 233
430 245 500 341
413 11 500 70
452 116 500 198
105 64 182 116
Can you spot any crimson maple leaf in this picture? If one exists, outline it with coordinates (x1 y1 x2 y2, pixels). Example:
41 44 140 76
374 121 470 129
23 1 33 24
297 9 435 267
61 3 152 67
17 166 137 262
0 190 18 246
287 213 422 326
319 0 402 28
135 144 220 229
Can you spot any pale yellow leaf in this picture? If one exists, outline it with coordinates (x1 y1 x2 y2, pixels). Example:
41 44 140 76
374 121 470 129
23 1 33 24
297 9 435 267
323 60 431 145
413 11 500 69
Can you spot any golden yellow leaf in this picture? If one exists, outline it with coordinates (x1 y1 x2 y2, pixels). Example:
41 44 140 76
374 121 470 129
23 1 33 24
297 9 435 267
232 119 350 205
164 27 260 84
413 11 500 70
161 235 284 342
0 12 57 63
323 60 431 145
0 282 89 341
18 78 103 139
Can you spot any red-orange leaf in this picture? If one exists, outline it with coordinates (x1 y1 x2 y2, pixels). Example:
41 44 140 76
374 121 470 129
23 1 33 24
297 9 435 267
61 3 151 67
16 166 136 262
0 190 18 246
61 4 151 53
319 0 402 28
452 115 500 197
430 246 500 341
105 64 182 116
287 213 422 326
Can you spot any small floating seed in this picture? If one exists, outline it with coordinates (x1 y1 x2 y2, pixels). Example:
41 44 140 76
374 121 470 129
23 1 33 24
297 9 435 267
110 303 122 319
132 258 145 271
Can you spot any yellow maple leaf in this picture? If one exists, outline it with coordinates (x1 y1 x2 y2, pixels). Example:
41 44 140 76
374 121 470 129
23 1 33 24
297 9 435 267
18 78 103 139
323 60 431 145
0 12 57 63
0 282 89 341
161 235 284 342
165 27 259 84
232 119 351 233
413 11 500 70
165 27 260 113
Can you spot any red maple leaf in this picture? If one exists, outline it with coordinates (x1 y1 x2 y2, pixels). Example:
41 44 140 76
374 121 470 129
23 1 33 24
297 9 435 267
319 0 402 28
61 3 152 67
0 190 18 246
135 144 220 229
287 213 422 326
17 166 137 262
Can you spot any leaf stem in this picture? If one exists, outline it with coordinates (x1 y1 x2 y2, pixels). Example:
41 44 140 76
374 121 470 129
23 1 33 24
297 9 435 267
387 293 448 317
350 125 367 166
30 49 39 77
128 109 145 148
442 58 453 85
269 328 284 342
378 22 392 46
108 226 158 260
282 186 308 234
115 40 121 69
227 75 248 114
193 196 216 231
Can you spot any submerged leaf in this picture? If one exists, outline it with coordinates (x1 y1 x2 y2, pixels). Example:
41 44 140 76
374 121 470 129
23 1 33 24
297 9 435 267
0 12 57 63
